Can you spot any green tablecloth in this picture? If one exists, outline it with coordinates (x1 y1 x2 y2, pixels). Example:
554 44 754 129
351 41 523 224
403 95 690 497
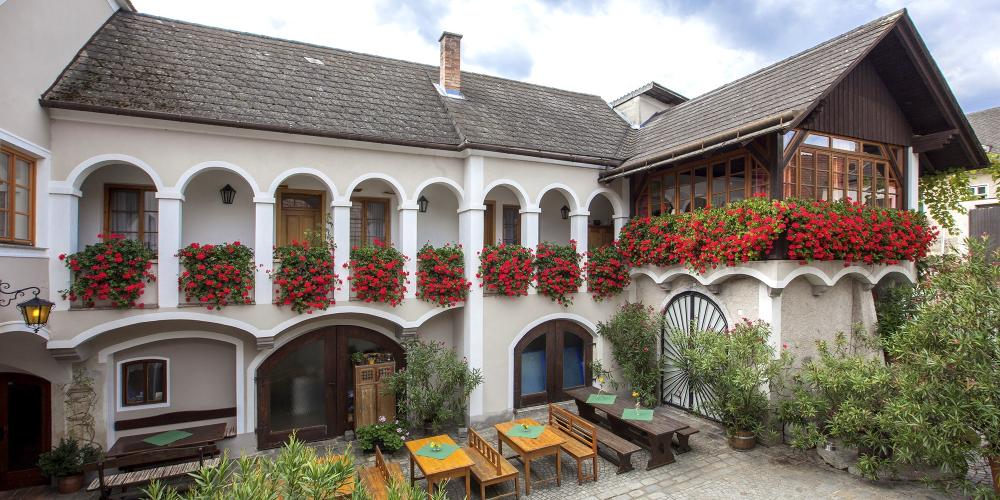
586 393 617 404
622 408 654 421
142 430 193 447
506 424 545 439
415 442 459 460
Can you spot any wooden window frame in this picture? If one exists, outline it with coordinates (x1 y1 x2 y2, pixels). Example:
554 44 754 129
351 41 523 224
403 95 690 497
784 132 903 209
120 359 168 407
635 150 770 217
103 183 158 251
276 188 327 247
501 204 521 245
484 201 496 246
0 146 36 245
351 197 392 246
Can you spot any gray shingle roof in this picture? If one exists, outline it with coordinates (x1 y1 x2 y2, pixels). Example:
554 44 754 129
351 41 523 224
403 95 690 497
42 12 631 163
967 107 1000 153
622 10 903 168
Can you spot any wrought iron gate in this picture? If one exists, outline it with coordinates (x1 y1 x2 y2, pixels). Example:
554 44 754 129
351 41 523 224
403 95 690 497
660 291 728 418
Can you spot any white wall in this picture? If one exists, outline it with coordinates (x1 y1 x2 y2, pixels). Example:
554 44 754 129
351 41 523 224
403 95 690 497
539 191 571 245
78 164 161 248
417 184 459 247
182 170 255 246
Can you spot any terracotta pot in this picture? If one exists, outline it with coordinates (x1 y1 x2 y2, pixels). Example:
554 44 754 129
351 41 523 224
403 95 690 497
989 455 1000 497
728 430 756 451
57 474 84 494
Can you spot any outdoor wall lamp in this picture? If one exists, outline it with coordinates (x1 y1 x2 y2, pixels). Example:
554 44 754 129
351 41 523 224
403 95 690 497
417 195 429 213
0 279 54 333
560 205 570 220
220 184 237 205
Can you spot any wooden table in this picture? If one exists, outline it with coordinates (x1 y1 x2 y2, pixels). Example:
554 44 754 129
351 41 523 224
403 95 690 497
565 387 690 469
405 434 473 498
495 418 564 495
105 423 228 460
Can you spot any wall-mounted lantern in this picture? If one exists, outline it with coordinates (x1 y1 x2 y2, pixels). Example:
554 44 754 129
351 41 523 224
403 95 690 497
220 184 237 205
560 205 570 220
1 280 54 333
417 195 429 213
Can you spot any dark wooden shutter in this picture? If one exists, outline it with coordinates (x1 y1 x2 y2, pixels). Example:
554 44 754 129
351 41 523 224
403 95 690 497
969 205 1000 259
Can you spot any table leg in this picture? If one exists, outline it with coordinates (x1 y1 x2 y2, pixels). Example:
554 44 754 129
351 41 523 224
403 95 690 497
427 475 434 496
409 453 415 485
465 470 471 499
555 449 561 487
524 456 532 495
646 433 676 469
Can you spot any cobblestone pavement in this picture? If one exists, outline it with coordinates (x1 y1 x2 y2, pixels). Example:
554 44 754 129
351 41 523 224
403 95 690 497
2 404 980 499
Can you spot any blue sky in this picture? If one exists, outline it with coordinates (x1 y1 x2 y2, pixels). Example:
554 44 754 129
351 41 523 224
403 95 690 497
133 0 999 113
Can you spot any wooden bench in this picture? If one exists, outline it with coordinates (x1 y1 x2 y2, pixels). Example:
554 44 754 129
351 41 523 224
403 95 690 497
359 446 405 500
547 404 598 484
84 445 219 499
674 427 699 453
594 426 641 474
463 428 519 500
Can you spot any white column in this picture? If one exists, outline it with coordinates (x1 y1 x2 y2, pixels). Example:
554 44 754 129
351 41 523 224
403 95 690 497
398 205 419 299
758 283 783 357
569 211 590 293
332 200 352 303
905 146 919 211
519 207 540 295
613 216 629 241
155 192 184 308
460 155 486 420
47 187 80 310
253 196 275 305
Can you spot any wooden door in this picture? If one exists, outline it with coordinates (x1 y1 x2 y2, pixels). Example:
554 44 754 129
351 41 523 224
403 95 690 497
513 321 592 409
588 225 613 251
375 364 396 423
277 189 325 246
0 373 50 490
484 201 496 246
970 204 1000 259
353 365 379 428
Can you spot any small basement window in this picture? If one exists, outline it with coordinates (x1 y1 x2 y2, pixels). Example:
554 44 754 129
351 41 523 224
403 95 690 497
970 184 988 200
121 359 167 407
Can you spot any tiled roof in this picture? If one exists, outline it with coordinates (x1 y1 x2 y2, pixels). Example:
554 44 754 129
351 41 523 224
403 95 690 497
622 10 904 168
967 107 1000 152
42 12 631 163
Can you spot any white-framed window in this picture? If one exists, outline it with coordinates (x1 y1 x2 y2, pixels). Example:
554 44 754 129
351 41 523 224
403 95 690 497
117 357 170 411
970 184 988 200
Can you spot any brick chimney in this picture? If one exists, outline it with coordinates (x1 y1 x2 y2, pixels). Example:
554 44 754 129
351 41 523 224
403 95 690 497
439 31 462 94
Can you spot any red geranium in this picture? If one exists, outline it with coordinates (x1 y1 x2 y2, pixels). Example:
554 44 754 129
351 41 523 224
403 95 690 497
477 244 534 297
416 243 470 307
60 234 155 309
346 239 408 306
535 241 583 306
272 240 341 314
586 245 630 301
178 241 255 310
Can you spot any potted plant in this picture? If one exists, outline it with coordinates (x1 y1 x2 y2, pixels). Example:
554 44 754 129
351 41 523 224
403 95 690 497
37 437 102 493
673 319 789 451
355 416 406 453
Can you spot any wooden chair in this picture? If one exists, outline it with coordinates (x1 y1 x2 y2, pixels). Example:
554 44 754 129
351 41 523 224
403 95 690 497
547 404 598 484
359 446 404 500
84 445 219 499
464 428 519 499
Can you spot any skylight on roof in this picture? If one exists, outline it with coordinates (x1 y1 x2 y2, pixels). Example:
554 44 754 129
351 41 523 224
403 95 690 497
304 56 324 65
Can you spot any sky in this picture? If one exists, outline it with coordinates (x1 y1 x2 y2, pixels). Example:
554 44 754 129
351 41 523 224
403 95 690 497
131 0 1000 113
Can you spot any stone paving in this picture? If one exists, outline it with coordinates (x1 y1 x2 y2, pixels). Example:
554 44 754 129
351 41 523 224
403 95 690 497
1 404 982 499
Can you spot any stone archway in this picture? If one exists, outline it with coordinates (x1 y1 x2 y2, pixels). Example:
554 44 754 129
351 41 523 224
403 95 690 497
255 326 404 449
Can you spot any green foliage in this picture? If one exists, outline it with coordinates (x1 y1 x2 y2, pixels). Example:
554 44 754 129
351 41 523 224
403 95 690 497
673 320 789 435
776 330 895 464
385 478 450 500
919 153 1000 234
36 437 102 477
596 303 665 407
878 238 1000 486
143 435 355 500
874 284 920 353
356 417 406 453
588 359 620 392
386 339 484 432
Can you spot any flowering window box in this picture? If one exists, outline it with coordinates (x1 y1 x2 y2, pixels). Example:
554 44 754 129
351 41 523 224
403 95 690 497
346 240 408 306
60 234 156 309
178 241 255 310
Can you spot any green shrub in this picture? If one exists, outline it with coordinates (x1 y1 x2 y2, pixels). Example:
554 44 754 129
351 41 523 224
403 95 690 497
356 417 406 453
37 437 101 478
596 302 664 407
386 339 484 432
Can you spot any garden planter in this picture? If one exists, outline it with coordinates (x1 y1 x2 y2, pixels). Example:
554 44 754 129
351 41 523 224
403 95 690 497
57 474 84 494
728 431 756 451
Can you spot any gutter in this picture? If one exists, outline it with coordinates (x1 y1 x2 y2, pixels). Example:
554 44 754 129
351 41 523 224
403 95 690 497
601 111 798 182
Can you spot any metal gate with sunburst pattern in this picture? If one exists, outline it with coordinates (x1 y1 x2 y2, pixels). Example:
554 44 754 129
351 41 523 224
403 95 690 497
660 291 728 418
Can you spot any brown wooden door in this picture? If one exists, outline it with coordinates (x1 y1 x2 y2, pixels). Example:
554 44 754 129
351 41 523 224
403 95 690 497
484 201 496 247
970 204 1000 259
588 225 613 251
513 321 592 409
256 327 404 449
277 190 325 246
0 373 51 490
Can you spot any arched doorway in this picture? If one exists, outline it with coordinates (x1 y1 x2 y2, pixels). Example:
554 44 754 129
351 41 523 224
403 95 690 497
256 326 404 449
513 321 592 409
0 373 51 490
660 292 728 418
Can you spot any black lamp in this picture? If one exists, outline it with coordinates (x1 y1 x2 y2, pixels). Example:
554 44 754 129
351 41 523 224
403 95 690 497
560 205 570 220
1 280 54 333
220 184 237 205
417 195 429 213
